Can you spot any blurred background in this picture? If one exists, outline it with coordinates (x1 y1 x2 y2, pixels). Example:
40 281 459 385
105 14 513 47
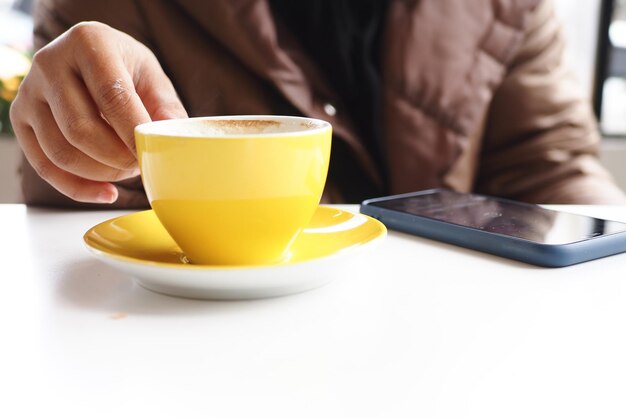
1 0 625 203
0 0 31 202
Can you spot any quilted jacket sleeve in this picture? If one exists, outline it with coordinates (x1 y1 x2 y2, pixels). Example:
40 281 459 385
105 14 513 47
476 0 626 204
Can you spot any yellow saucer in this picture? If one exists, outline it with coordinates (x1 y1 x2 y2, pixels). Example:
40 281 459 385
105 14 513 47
83 206 386 299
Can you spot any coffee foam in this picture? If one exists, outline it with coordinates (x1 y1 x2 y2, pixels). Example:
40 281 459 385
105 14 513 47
140 117 326 137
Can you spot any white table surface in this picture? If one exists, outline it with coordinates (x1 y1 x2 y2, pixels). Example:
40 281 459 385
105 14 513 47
2 203 626 418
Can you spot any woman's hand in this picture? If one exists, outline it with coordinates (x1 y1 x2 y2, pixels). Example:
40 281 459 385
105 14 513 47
10 21 187 203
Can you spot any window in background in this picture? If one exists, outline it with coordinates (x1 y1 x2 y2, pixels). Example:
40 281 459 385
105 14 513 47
0 0 32 134
596 0 626 137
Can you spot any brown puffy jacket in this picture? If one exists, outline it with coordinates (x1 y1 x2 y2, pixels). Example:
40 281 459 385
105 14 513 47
21 0 626 207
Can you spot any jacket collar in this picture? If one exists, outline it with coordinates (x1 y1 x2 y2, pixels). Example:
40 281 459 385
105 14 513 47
174 0 336 114
174 0 384 188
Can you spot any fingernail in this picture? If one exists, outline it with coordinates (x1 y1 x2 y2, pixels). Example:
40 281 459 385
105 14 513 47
96 189 117 204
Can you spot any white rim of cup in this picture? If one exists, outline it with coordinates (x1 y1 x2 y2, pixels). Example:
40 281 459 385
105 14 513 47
135 115 332 138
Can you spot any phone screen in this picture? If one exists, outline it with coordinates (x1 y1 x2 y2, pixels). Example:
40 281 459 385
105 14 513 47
367 189 626 244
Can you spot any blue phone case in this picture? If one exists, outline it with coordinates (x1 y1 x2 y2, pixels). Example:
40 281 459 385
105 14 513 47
360 189 626 267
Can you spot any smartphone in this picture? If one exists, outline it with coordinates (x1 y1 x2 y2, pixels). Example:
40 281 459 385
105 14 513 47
360 188 626 267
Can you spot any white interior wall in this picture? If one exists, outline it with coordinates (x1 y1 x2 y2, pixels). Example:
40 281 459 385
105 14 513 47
0 138 22 203
552 0 601 97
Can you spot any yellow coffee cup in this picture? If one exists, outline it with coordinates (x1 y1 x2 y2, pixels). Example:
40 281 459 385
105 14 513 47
134 115 332 265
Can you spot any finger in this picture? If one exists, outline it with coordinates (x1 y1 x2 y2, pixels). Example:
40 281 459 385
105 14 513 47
13 120 118 204
30 99 140 182
74 32 151 154
43 68 138 171
134 53 188 121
